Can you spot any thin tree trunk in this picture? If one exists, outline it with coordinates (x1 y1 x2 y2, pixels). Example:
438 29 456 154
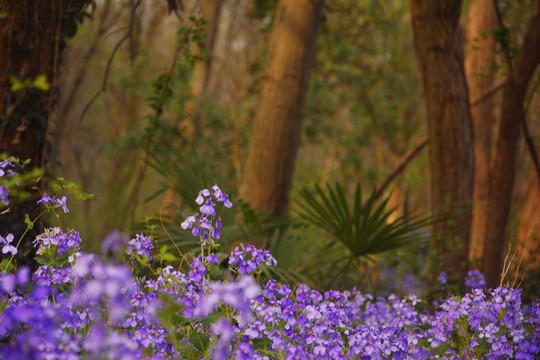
464 0 498 265
482 2 540 287
0 0 90 269
239 0 325 216
516 168 540 276
410 0 474 291
195 0 222 96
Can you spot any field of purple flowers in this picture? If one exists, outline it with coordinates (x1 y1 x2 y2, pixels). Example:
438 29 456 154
0 157 539 359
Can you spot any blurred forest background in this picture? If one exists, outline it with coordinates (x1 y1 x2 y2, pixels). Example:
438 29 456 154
1 0 540 299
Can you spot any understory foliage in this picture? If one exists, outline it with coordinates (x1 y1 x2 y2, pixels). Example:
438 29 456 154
0 164 539 359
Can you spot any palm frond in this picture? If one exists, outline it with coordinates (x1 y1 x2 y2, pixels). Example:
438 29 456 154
296 182 434 260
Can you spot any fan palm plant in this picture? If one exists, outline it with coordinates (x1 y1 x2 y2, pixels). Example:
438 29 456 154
295 182 436 289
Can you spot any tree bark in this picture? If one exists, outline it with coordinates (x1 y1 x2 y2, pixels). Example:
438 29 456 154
482 3 540 288
464 0 498 265
0 0 90 269
195 0 222 96
516 169 540 276
240 0 324 216
410 0 474 290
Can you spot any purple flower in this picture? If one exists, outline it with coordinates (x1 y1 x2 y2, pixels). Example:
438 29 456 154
38 194 52 205
212 184 222 199
189 257 206 283
218 193 233 208
194 276 260 323
0 233 17 255
211 227 221 240
126 234 154 260
0 185 9 206
0 158 14 172
192 225 201 237
206 254 220 264
201 217 212 230
72 253 96 277
34 227 81 256
235 342 254 360
228 244 277 275
101 230 129 254
465 270 486 290
16 266 30 285
196 189 211 205
57 196 69 213
200 198 217 216
285 346 306 360
439 271 447 286
211 318 235 360
37 194 69 213
181 215 197 230
33 266 52 287
182 186 233 245
1 273 15 293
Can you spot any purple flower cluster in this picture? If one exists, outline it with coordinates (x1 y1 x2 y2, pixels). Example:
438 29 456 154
37 194 70 213
465 270 487 290
1 186 539 360
181 184 232 245
0 266 29 294
229 243 277 275
34 227 82 257
194 275 260 323
234 284 540 359
126 234 154 260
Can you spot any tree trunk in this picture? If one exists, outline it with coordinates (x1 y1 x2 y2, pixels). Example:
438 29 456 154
516 170 540 276
0 0 90 269
239 0 324 216
482 3 540 288
464 0 498 265
193 0 222 97
410 0 474 290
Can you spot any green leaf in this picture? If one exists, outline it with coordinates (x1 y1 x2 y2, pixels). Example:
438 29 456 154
160 253 178 262
414 300 432 313
0 12 8 19
208 266 223 281
10 76 29 92
0 258 14 272
188 332 209 353
65 19 79 39
24 214 34 229
252 337 272 350
433 343 452 356
523 321 533 334
33 74 50 91
199 311 226 325
35 257 49 266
